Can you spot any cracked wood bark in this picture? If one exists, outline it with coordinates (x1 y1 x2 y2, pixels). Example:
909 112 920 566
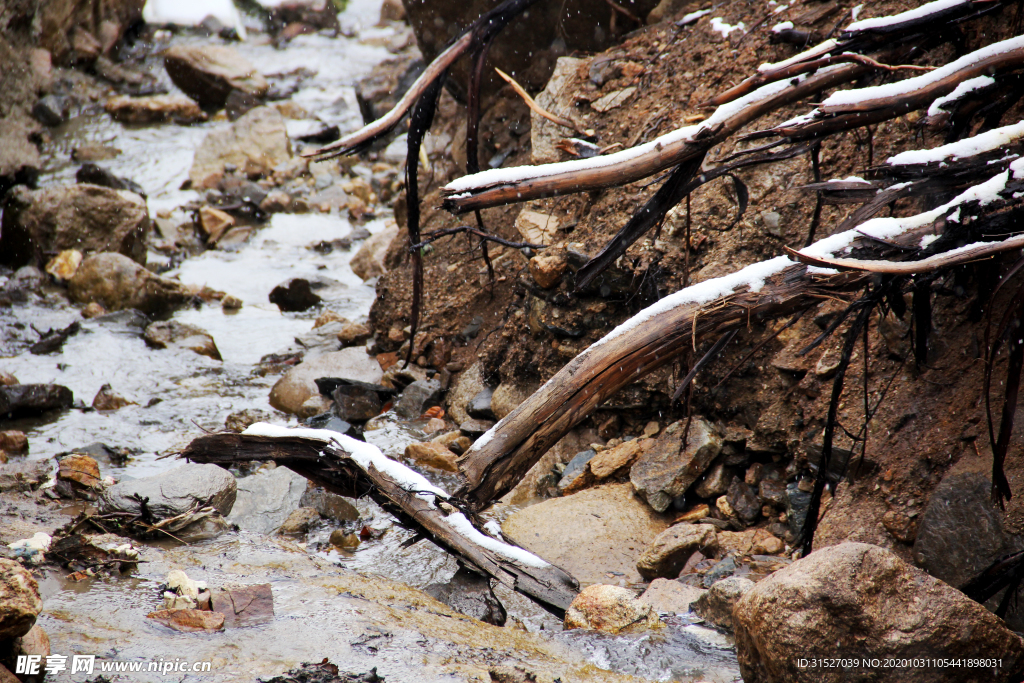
454 267 868 510
181 433 579 615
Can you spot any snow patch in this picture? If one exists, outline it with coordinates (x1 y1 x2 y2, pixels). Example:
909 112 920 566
771 21 794 33
886 121 1024 166
844 0 966 33
927 76 995 116
710 17 746 37
679 9 712 25
823 35 1024 109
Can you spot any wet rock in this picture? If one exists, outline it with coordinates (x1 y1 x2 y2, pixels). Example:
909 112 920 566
914 467 1011 597
0 384 73 418
299 484 360 522
564 584 662 634
279 507 320 535
694 461 730 498
75 165 144 199
425 568 506 626
0 184 149 267
758 477 786 508
211 583 274 627
502 483 669 584
350 224 399 281
269 277 322 312
91 383 135 411
630 418 723 513
785 482 812 536
692 576 754 632
459 419 494 437
164 44 268 109
446 362 484 425
727 478 761 525
0 558 43 639
298 395 332 419
225 409 271 433
221 295 243 311
702 556 736 587
69 252 191 315
556 448 597 491
733 543 1024 683
380 0 406 22
0 461 51 493
0 372 17 386
29 320 81 355
144 320 222 361
404 442 458 472
190 106 290 189
56 453 102 496
270 348 383 415
528 250 567 289
147 608 224 632
490 381 536 420
637 523 719 580
431 431 471 455
31 94 69 127
337 322 372 347
81 302 107 318
355 54 423 124
198 206 235 244
0 431 28 454
227 466 307 534
639 578 706 615
326 525 361 548
321 379 390 421
105 93 206 124
563 438 649 495
100 463 236 520
467 387 495 420
394 379 443 419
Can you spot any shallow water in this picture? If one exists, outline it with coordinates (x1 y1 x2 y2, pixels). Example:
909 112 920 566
3 1 742 679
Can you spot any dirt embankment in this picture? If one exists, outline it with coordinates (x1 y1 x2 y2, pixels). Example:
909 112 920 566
369 0 1024 571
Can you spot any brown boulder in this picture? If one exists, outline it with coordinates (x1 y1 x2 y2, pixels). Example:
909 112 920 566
692 576 754 632
163 44 268 109
0 184 149 267
733 542 1024 683
636 523 718 580
0 558 43 640
144 321 222 361
147 608 225 632
404 442 459 472
68 253 191 315
564 584 662 634
105 94 206 124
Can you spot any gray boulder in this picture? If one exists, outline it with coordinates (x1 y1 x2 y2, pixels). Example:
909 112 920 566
100 463 236 520
227 466 307 534
394 379 442 419
630 418 722 512
424 568 506 626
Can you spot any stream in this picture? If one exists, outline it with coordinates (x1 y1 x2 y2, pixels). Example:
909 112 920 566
1 1 741 680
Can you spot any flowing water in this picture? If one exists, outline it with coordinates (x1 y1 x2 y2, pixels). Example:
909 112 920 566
1 2 741 680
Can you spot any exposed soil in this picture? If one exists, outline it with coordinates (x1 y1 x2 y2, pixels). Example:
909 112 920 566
368 0 1024 557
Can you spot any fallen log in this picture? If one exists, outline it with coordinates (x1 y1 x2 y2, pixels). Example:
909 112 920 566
180 428 579 615
453 160 1024 509
440 63 867 213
